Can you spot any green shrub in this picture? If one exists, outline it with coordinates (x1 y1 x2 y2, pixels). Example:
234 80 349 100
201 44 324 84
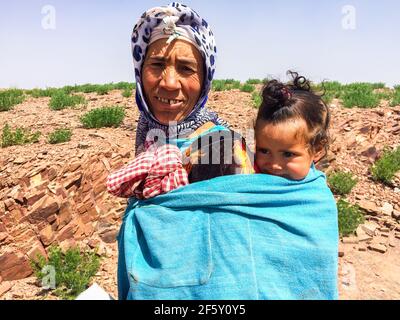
0 89 25 111
1 123 41 148
371 146 400 185
96 85 110 95
390 88 400 107
337 199 365 237
341 84 380 108
48 128 72 144
122 89 132 98
370 82 386 89
240 83 255 93
313 81 343 105
374 90 393 101
113 82 136 91
26 88 61 98
212 80 227 91
327 171 358 196
80 106 126 128
246 79 263 85
30 245 100 300
49 91 86 110
251 91 262 108
212 79 241 91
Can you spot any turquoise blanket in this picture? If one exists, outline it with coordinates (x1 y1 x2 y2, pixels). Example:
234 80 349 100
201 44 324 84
117 165 338 300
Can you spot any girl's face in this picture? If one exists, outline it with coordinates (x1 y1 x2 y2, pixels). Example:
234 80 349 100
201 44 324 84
255 119 321 180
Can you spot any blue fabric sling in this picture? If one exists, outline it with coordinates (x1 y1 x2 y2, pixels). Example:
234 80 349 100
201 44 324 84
117 164 339 300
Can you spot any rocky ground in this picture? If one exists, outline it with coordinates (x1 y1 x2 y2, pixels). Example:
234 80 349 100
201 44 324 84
0 88 399 300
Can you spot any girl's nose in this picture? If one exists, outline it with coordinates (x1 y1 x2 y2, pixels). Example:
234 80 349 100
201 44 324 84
270 163 282 171
159 67 180 90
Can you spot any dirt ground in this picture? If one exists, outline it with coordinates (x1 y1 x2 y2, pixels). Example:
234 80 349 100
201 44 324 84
0 88 399 300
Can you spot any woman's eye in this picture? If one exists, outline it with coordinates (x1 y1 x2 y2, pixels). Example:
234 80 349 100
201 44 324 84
180 65 195 73
150 62 164 69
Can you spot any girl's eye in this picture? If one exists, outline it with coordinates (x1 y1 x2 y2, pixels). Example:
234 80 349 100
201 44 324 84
283 151 294 158
257 148 269 154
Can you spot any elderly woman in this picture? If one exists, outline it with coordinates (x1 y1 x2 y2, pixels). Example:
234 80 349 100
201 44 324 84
117 3 338 300
132 3 228 156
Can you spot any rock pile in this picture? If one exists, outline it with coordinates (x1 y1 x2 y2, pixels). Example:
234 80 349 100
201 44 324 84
0 147 131 282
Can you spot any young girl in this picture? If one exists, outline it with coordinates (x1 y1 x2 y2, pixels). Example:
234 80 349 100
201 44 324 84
254 71 330 180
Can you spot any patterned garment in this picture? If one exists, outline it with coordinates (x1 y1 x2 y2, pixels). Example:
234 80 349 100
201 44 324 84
131 2 229 155
106 144 189 199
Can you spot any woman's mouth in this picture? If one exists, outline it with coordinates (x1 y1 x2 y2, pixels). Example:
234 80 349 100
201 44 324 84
155 96 184 106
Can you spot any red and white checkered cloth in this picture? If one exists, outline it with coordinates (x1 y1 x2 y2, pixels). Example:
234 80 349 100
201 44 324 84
106 144 189 199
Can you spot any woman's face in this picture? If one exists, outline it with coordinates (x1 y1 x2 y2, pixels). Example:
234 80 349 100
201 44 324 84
142 38 204 125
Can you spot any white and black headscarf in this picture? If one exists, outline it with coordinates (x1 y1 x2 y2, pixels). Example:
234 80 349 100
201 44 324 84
131 2 229 154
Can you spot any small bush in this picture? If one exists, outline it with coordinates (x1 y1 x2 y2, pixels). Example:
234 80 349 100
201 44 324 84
327 171 358 196
240 83 255 93
370 82 386 89
122 89 132 98
337 199 365 237
96 86 110 95
48 128 72 144
80 106 126 128
390 88 400 107
0 89 25 111
341 87 380 108
374 90 393 101
212 79 241 91
113 82 136 91
371 146 400 185
49 91 86 110
1 123 41 148
30 245 100 300
251 91 262 108
212 80 228 91
26 88 61 98
246 79 263 85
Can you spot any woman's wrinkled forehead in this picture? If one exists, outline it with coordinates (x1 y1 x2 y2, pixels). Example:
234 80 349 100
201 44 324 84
144 38 204 66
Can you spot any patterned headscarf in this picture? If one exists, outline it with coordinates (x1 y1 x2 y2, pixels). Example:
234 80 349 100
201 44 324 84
131 2 228 154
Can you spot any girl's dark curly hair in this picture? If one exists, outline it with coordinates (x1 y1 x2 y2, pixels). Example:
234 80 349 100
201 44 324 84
256 71 330 158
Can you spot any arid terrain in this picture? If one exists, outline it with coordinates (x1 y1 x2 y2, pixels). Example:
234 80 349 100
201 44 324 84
0 87 399 300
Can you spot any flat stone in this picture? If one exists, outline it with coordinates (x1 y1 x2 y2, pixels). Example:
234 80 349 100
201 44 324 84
0 281 13 297
368 243 387 253
27 195 61 224
361 222 379 236
381 202 393 216
358 234 373 242
358 200 380 215
0 251 33 281
342 236 359 244
39 224 55 247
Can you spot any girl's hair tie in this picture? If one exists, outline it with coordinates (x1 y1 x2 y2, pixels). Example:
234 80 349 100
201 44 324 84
281 87 292 100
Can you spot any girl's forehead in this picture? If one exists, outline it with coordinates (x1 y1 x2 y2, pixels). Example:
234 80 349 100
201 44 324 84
256 119 309 144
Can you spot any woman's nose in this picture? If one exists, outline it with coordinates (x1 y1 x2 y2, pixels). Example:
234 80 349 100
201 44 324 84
159 67 180 90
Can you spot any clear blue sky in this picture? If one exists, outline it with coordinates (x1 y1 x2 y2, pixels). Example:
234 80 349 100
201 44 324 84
1 0 399 89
